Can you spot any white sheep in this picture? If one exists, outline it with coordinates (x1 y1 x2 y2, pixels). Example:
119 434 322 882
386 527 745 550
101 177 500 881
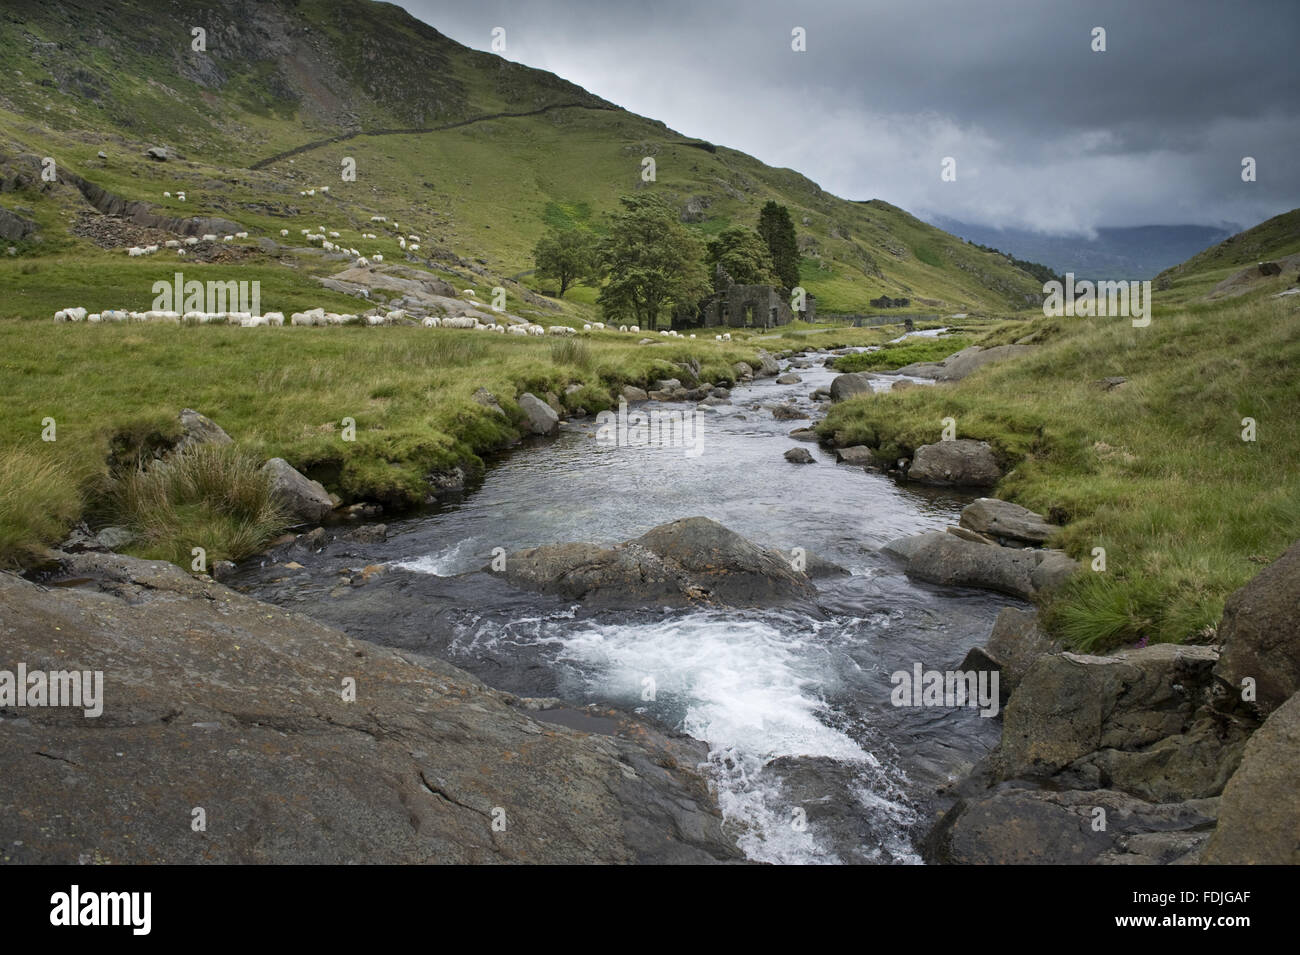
176 193 186 202
370 216 387 222
527 324 545 336
280 229 289 236
202 234 217 242
372 253 383 262
421 316 441 328
356 256 369 267
409 243 419 252
264 312 285 326
619 325 628 332
320 186 329 193
328 231 340 238
184 237 199 246
398 238 406 250
164 240 180 248
235 232 248 239
547 325 576 336
88 313 102 323
507 324 527 335
592 322 605 329
630 325 640 333
440 316 476 329
583 324 591 331
163 191 171 198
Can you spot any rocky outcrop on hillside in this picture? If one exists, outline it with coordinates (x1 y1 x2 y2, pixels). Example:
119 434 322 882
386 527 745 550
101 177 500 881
0 551 742 864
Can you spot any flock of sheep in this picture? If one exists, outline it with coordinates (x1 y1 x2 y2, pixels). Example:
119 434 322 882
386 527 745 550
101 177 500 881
90 201 740 341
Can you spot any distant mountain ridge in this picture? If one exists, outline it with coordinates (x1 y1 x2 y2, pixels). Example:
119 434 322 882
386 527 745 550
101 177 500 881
933 218 1238 282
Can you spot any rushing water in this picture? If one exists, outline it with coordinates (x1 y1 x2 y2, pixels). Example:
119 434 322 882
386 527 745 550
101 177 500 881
236 333 1019 864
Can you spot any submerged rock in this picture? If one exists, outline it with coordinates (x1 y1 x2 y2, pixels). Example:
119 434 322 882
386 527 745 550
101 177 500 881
497 516 837 610
784 447 814 464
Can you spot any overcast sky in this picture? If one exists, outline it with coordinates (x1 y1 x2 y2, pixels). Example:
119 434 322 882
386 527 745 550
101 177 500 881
402 0 1299 236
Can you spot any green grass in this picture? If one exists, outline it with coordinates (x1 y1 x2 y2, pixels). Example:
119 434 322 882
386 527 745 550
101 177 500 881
831 335 974 372
818 294 1300 651
109 442 287 566
0 318 767 565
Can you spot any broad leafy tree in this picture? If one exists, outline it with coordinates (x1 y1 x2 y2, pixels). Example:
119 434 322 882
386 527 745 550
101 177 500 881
597 195 709 329
533 227 599 298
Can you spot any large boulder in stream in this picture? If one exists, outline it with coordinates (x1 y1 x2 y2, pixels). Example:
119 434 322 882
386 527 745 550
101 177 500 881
497 517 842 610
0 551 742 864
907 439 1002 487
891 532 1078 600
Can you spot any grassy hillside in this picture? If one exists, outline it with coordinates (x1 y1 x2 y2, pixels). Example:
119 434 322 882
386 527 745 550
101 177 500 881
819 228 1300 650
0 0 1047 318
1154 209 1300 306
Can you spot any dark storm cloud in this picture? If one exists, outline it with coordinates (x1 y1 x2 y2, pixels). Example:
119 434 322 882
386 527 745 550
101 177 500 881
402 0 1300 234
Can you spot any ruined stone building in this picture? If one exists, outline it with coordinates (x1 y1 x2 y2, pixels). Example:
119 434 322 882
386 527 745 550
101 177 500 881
699 284 815 328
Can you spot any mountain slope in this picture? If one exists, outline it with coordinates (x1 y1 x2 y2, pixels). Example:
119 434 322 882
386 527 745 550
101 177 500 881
1153 209 1300 305
0 0 1046 316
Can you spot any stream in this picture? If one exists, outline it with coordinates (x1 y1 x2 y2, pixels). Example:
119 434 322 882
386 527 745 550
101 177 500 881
233 332 1019 864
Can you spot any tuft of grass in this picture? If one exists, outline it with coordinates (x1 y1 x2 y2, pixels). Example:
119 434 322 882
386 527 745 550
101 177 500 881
0 449 84 567
110 443 288 566
550 337 594 370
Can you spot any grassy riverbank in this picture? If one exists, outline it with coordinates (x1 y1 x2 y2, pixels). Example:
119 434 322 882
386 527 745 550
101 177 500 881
819 293 1300 650
0 319 893 567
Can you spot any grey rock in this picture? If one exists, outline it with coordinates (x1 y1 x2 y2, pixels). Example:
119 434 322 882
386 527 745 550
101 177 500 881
93 526 135 551
902 534 1075 599
471 387 506 416
960 497 1056 545
0 554 741 864
175 408 233 453
770 403 807 420
908 439 1001 487
834 446 875 466
517 392 559 436
621 385 649 403
784 447 814 464
264 457 334 524
499 517 833 611
1202 690 1300 864
960 607 1059 701
776 373 801 384
1212 537 1300 717
926 786 1219 865
788 428 819 442
998 644 1237 801
829 372 875 401
732 361 754 379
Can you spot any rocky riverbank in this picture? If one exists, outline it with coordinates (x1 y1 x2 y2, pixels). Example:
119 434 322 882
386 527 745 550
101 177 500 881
1 550 743 863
